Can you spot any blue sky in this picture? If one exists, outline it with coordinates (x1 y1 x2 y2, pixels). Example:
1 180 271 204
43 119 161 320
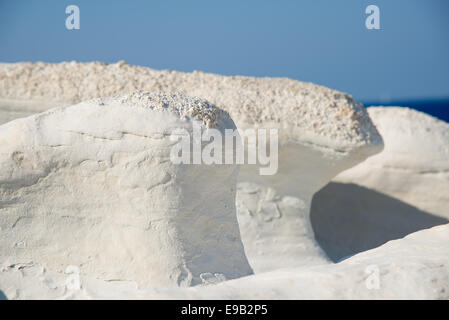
1 0 448 103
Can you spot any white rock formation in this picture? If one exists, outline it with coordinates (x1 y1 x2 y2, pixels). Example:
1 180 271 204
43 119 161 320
0 61 384 272
190 223 449 300
311 107 449 261
334 107 449 218
0 99 62 126
311 181 449 262
2 224 448 300
1 62 446 300
0 91 252 287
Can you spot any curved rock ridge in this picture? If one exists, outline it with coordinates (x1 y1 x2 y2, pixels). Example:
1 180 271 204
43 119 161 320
1 224 448 299
334 107 449 219
94 91 227 127
0 91 252 287
188 223 449 300
0 61 384 272
0 61 381 150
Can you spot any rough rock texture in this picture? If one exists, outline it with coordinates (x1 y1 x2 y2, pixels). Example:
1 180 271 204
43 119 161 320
0 61 384 272
311 107 449 262
1 224 448 300
0 61 380 150
0 91 252 287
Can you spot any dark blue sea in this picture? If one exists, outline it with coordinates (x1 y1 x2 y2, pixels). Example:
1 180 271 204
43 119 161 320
363 99 449 123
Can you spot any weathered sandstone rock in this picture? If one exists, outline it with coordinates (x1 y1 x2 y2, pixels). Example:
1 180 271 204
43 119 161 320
0 61 384 271
2 224 448 300
311 107 449 261
0 91 252 287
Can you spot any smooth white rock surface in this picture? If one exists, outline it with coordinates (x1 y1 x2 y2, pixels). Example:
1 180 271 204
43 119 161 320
0 61 384 272
310 107 449 262
1 224 448 300
0 91 252 287
334 107 449 219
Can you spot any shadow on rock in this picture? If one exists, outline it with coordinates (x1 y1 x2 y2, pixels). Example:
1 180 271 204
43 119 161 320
311 182 449 262
0 290 7 300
